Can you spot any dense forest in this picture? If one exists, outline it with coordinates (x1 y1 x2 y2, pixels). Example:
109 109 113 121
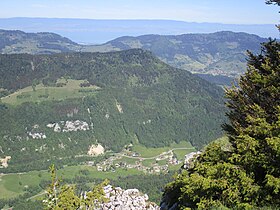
0 49 226 172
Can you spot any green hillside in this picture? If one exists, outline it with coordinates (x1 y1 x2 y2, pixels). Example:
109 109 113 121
0 30 266 78
0 49 226 172
101 31 267 77
0 29 80 54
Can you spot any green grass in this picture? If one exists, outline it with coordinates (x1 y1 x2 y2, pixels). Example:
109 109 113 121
156 159 168 165
169 141 194 148
58 165 143 180
0 175 22 199
132 141 195 159
0 171 49 199
1 79 100 105
115 157 137 165
0 165 144 199
173 148 197 160
142 159 156 167
132 145 167 158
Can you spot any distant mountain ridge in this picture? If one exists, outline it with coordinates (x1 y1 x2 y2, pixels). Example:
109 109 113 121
100 31 267 77
0 29 267 78
0 18 277 43
0 29 80 54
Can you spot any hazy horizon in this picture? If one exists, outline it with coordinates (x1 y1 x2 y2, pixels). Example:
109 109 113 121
0 0 279 24
0 17 278 44
0 16 278 25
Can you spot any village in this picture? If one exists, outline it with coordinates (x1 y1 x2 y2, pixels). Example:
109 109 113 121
87 144 183 174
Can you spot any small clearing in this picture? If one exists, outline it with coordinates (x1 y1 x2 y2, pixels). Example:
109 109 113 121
1 79 100 105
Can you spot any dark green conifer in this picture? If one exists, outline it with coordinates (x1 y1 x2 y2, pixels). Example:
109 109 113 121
162 2 280 209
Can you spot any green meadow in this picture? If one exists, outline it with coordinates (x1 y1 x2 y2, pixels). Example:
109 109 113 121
0 165 143 200
1 79 99 106
131 141 195 158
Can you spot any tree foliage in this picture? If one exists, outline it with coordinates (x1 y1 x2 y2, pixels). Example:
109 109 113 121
43 164 109 210
162 20 280 210
266 0 280 6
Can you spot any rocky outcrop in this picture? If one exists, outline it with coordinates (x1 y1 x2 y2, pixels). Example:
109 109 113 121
63 120 89 132
0 156 11 168
27 132 46 139
87 144 105 156
98 185 159 210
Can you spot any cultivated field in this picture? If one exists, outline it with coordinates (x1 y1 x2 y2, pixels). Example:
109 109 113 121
1 79 100 105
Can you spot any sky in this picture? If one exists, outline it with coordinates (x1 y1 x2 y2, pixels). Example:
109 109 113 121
0 0 279 24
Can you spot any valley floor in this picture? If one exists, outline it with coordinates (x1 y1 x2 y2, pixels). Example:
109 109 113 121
0 141 195 201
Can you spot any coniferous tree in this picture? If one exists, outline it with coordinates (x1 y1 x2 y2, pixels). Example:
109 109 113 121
162 2 280 209
43 165 109 210
266 0 280 6
223 39 280 206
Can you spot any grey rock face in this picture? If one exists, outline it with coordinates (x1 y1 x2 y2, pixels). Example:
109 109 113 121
99 185 160 210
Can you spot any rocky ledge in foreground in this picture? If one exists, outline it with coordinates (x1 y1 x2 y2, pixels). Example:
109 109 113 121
98 185 160 210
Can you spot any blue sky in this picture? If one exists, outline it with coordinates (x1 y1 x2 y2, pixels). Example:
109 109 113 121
0 0 279 24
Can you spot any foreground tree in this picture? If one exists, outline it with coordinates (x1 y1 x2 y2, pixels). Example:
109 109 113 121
43 165 108 210
224 39 280 202
162 4 280 210
266 0 280 6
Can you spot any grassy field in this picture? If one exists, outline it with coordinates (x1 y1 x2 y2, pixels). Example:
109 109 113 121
1 79 100 105
132 141 195 158
173 148 197 160
142 159 156 167
0 165 143 199
58 165 142 180
114 157 137 165
0 171 50 199
0 175 22 199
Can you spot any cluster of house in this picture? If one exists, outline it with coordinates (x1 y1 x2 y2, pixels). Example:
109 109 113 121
27 131 46 139
92 149 180 174
96 159 170 174
46 120 90 132
26 120 90 139
27 124 47 139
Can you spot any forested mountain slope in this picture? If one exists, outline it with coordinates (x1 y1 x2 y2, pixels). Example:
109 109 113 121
100 31 267 77
0 30 267 78
0 49 226 172
0 29 80 54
